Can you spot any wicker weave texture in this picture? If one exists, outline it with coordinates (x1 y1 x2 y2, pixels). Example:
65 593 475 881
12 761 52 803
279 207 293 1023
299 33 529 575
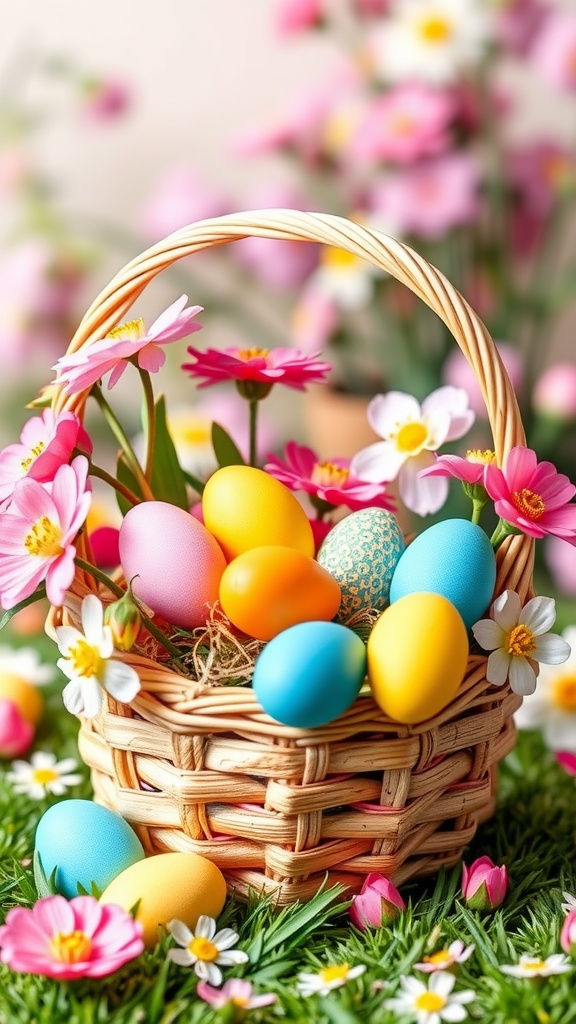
52 211 534 904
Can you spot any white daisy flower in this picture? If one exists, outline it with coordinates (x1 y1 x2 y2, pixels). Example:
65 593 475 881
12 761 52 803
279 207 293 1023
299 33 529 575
0 645 55 686
312 244 384 312
384 971 475 1023
472 591 571 697
7 751 83 800
500 954 573 978
166 915 248 986
55 594 141 719
371 0 492 86
415 939 475 973
562 892 576 916
514 626 576 750
296 962 366 997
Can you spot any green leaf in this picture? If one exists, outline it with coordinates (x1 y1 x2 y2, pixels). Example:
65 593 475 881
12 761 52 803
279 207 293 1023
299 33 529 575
211 421 245 468
144 394 189 510
33 849 60 898
0 585 47 631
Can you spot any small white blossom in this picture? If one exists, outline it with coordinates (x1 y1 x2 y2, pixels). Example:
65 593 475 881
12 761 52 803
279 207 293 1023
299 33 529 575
167 915 248 986
514 626 576 750
0 645 55 686
500 954 572 979
7 751 82 799
297 962 366 997
414 939 475 973
384 971 475 1023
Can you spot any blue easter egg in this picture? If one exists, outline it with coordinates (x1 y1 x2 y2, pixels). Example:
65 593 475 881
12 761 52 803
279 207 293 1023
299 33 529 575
389 518 496 630
35 799 145 898
252 621 366 728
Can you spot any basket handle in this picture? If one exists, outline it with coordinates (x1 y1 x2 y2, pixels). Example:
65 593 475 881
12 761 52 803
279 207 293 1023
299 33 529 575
53 209 533 596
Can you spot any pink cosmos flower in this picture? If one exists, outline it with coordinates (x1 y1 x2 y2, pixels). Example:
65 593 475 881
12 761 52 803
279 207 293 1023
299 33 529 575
530 10 576 93
442 342 524 418
275 0 323 34
533 363 576 422
53 295 203 394
414 939 475 973
349 873 405 930
461 856 508 911
197 978 277 1010
561 909 576 954
495 0 548 56
507 141 576 254
80 78 130 121
544 536 576 598
369 151 481 240
0 410 92 506
266 441 395 512
483 446 576 543
0 455 92 609
0 894 144 979
141 167 229 239
557 752 576 777
182 346 331 391
352 85 454 165
419 449 497 486
0 700 34 758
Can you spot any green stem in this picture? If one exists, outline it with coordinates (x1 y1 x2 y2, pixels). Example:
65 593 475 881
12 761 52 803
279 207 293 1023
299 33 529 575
138 367 156 482
75 557 182 660
490 518 513 550
471 500 484 526
249 398 258 468
91 384 154 500
89 463 141 507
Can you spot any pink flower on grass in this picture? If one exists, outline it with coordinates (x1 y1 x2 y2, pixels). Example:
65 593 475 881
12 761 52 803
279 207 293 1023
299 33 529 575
0 700 34 758
182 346 331 392
266 441 395 513
561 910 576 954
53 295 203 395
530 10 576 93
353 85 454 165
0 410 92 506
349 873 405 930
197 978 277 1010
557 752 576 777
414 939 475 973
0 895 144 979
0 456 92 609
483 446 576 543
461 857 508 911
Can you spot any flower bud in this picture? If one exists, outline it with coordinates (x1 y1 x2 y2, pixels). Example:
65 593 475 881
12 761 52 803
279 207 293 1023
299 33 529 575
349 873 405 930
0 699 35 758
560 909 576 956
104 590 142 652
461 856 508 911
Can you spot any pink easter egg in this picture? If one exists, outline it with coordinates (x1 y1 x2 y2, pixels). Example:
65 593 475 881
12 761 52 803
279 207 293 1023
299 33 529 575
119 501 226 629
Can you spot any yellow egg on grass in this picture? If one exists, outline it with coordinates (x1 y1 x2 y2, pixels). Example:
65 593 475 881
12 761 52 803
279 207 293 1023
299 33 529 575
99 852 227 948
367 592 469 725
0 675 43 725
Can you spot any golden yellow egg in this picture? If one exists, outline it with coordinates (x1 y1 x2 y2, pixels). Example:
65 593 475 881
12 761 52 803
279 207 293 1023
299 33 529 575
367 592 468 725
202 465 314 561
99 852 227 948
0 674 44 725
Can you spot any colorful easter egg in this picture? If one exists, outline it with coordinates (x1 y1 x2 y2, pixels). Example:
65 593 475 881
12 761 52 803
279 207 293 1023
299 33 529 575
99 852 227 948
35 800 145 899
219 545 341 641
119 500 226 629
389 518 496 630
368 592 469 725
317 508 405 621
202 466 314 561
252 620 366 728
0 675 43 725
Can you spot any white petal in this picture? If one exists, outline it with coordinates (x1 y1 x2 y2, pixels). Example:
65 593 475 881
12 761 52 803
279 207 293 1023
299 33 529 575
167 919 193 946
486 649 511 687
217 950 249 966
440 1005 468 1022
213 928 240 951
103 661 141 703
543 714 576 752
79 677 104 718
399 457 448 516
367 391 421 438
31 750 56 768
55 625 83 656
201 961 222 986
56 757 80 775
472 619 504 652
350 441 406 483
81 594 105 645
508 657 537 696
168 948 194 967
347 965 366 979
195 915 216 941
522 596 557 636
62 679 85 716
492 590 521 630
402 976 426 996
514 694 548 731
533 635 571 666
430 972 455 996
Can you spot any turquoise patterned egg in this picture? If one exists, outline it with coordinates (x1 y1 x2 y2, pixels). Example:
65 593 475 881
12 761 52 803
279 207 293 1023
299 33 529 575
317 508 405 622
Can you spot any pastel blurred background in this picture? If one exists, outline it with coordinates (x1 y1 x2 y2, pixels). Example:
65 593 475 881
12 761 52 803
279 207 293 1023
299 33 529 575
2 0 576 644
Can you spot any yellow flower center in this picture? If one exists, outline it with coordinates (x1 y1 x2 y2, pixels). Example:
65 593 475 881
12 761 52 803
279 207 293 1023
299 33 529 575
32 768 59 786
311 461 350 487
415 992 447 1012
69 639 103 679
188 936 219 962
513 488 546 520
321 246 361 271
323 111 355 153
418 15 453 44
21 441 46 471
523 959 548 972
170 415 211 447
319 964 350 984
237 347 269 362
50 930 92 964
467 448 497 465
107 318 145 341
424 948 451 965
24 516 63 558
231 997 250 1008
507 624 536 657
391 114 416 137
552 674 576 712
395 421 428 453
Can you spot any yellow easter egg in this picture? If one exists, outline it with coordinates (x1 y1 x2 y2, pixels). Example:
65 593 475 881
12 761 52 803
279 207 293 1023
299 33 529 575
99 852 227 948
202 466 314 561
0 675 43 725
367 592 468 725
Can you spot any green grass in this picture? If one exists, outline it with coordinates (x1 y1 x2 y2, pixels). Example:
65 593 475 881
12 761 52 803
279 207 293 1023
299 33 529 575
1 669 576 1024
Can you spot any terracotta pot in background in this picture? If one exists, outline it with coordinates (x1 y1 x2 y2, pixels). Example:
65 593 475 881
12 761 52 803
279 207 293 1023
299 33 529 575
304 385 378 460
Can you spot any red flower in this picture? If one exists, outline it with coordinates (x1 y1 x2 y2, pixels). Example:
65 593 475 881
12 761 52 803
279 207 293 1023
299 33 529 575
265 441 395 512
182 346 331 392
483 445 576 542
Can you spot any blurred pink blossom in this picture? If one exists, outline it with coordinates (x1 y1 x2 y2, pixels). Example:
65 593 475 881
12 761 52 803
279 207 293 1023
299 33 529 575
234 185 320 288
141 167 229 239
353 85 454 165
353 0 389 15
0 700 34 758
89 526 120 571
275 0 324 34
370 152 481 240
533 363 576 422
557 752 576 777
443 342 524 418
80 78 130 121
530 10 576 93
495 0 548 56
291 283 338 353
349 873 405 930
544 535 576 598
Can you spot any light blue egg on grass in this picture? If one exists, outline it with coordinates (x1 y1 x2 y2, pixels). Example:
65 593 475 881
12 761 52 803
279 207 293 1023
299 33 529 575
389 518 496 630
35 799 145 898
252 620 366 728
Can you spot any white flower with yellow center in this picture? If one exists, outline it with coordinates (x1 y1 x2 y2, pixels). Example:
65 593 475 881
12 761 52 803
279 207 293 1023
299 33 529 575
296 962 366 997
0 645 55 686
500 954 572 979
55 594 141 719
385 971 475 1023
371 0 492 85
166 915 248 986
166 408 217 480
7 751 82 800
472 591 571 697
313 244 383 311
415 939 475 973
514 626 576 750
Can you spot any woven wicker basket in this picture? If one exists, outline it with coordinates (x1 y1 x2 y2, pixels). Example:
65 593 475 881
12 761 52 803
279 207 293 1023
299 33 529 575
52 210 533 905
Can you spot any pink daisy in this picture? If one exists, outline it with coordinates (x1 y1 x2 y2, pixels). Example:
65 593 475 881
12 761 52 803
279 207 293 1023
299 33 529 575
0 894 144 979
53 295 203 395
0 455 92 609
483 446 576 542
352 84 454 165
197 978 277 1010
182 346 331 391
265 441 395 512
419 449 497 485
0 409 92 507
